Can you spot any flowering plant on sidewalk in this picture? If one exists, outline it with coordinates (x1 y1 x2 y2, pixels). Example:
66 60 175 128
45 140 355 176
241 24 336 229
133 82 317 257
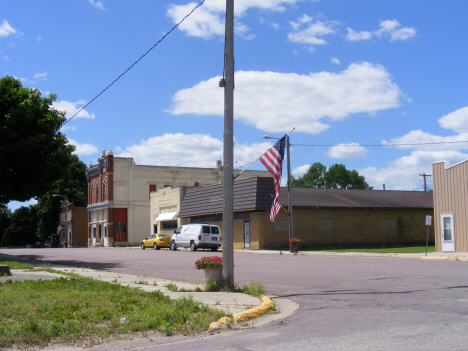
289 238 303 243
195 256 222 270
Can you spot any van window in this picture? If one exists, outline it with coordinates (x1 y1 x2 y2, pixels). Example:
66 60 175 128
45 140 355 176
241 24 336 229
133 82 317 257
211 227 220 234
202 226 211 234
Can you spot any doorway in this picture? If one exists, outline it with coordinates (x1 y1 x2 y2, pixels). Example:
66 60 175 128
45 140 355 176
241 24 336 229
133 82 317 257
441 214 455 252
244 221 250 249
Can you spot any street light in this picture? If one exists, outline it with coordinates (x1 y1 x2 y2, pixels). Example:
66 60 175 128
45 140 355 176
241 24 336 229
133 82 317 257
263 134 294 252
53 194 68 247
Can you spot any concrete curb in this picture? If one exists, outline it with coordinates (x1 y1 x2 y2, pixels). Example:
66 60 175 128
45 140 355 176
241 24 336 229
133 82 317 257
208 294 276 331
420 256 466 261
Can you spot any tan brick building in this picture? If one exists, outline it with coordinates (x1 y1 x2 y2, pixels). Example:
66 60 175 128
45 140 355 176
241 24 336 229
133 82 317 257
178 177 434 250
58 200 88 248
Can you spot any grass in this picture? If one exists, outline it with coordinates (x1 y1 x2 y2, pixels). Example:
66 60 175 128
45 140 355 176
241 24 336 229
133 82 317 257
0 260 34 270
0 275 225 349
312 245 436 254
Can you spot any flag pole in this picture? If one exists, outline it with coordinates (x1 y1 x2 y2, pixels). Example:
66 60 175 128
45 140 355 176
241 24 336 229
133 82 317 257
234 127 295 179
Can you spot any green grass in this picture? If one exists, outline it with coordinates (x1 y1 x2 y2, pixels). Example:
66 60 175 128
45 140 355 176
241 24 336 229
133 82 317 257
241 281 265 297
0 275 225 349
313 245 436 254
0 260 34 270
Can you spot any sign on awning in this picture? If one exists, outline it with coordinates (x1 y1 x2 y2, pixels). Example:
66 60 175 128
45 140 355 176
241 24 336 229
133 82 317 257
154 212 178 222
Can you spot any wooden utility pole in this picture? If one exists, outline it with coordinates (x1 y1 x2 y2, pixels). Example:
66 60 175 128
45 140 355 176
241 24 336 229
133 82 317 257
286 135 294 251
222 0 234 288
419 172 431 192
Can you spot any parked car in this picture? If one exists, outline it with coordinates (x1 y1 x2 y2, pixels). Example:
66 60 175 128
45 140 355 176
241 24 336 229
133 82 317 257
31 241 50 248
171 224 222 251
140 234 171 250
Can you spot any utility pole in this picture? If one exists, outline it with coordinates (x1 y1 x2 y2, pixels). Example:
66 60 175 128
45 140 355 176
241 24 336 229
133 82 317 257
222 0 234 288
419 173 431 192
286 135 294 252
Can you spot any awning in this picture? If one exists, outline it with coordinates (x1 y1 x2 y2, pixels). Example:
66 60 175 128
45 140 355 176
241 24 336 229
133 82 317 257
154 212 178 222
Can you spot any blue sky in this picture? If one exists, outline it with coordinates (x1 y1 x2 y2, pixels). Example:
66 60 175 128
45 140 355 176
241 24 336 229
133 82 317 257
3 0 468 210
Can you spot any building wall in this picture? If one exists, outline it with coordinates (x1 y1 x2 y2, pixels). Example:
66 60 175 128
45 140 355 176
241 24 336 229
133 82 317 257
261 208 434 250
432 160 468 252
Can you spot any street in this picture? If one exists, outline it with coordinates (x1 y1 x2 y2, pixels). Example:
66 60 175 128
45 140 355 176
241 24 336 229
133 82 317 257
1 248 468 350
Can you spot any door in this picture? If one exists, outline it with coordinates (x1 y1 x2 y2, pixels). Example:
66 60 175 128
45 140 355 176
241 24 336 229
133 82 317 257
244 221 250 249
103 225 108 247
441 214 455 252
92 226 97 245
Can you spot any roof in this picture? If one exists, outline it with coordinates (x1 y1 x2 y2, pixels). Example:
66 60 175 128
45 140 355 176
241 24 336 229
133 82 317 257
179 177 433 217
279 187 433 209
179 177 274 217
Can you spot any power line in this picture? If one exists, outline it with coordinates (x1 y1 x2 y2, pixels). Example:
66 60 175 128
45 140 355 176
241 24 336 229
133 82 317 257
63 0 206 125
293 140 468 147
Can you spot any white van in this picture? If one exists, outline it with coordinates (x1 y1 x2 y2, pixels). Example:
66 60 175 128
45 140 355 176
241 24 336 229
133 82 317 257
171 224 222 251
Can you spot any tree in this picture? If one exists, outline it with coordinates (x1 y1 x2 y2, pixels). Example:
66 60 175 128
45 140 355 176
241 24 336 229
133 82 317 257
36 155 88 239
0 76 75 207
292 162 371 189
2 205 39 247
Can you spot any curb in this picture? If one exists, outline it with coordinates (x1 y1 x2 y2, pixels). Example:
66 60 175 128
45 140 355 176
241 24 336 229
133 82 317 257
420 256 466 261
208 294 275 331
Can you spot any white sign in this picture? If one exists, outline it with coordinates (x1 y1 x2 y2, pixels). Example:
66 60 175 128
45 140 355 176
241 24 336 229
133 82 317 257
426 215 432 226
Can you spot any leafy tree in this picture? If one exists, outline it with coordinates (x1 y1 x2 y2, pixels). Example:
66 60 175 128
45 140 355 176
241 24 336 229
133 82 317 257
0 76 75 207
292 162 371 189
2 205 39 247
36 155 87 239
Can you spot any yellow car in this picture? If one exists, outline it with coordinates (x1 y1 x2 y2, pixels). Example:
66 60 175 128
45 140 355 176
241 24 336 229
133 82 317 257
141 234 171 250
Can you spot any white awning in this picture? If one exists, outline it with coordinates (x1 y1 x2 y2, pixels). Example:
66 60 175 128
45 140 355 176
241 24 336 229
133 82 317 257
154 212 178 222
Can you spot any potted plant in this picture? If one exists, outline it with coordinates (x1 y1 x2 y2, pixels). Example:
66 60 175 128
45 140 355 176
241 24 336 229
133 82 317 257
289 238 303 253
195 256 223 285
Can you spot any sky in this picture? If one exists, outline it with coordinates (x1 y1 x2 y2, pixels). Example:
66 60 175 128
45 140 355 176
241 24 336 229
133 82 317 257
3 0 468 210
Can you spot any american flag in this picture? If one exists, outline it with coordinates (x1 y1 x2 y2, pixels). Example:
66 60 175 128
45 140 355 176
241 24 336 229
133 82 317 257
57 225 62 235
260 136 286 222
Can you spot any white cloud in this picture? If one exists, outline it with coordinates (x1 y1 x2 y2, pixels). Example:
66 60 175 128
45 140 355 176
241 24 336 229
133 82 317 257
346 19 416 42
326 143 369 159
167 62 402 135
116 133 274 168
330 57 340 65
88 0 105 10
360 150 468 191
375 20 416 41
167 0 309 39
37 36 43 42
0 20 17 37
345 27 372 41
53 100 95 119
438 107 468 133
68 138 98 155
382 129 468 151
288 15 338 46
33 72 47 81
292 164 310 175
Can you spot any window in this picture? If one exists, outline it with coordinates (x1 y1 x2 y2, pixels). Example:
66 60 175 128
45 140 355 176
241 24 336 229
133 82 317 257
90 185 94 203
202 226 211 234
102 182 106 201
149 184 157 200
153 224 158 234
162 220 178 230
96 184 99 202
320 221 333 230
442 215 453 241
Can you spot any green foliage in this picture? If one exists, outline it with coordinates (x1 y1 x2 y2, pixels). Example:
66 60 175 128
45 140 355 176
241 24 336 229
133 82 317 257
241 281 265 297
0 260 34 269
0 275 224 349
0 76 76 207
291 162 371 189
2 205 40 246
36 155 88 240
204 277 221 292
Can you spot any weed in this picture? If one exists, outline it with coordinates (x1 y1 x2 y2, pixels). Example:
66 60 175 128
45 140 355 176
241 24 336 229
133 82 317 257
135 280 149 285
242 281 265 297
204 277 221 292
279 251 283 255
165 283 179 292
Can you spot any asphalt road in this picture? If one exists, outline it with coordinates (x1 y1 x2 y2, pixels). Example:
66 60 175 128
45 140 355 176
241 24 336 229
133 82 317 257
2 247 468 350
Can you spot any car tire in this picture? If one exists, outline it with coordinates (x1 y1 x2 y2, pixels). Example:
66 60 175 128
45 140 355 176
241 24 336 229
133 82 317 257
211 247 217 252
171 241 177 251
190 241 197 251
154 243 160 250
141 243 145 250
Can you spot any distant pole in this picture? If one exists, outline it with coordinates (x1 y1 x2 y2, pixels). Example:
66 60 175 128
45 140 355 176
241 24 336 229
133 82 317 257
222 0 235 288
419 173 431 192
287 136 294 251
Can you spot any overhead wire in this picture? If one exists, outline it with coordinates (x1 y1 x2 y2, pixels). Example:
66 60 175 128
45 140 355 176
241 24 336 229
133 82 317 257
62 0 206 126
292 140 468 147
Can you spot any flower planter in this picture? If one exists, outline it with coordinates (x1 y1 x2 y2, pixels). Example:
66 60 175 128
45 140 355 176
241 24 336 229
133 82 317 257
291 242 300 253
204 267 223 286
